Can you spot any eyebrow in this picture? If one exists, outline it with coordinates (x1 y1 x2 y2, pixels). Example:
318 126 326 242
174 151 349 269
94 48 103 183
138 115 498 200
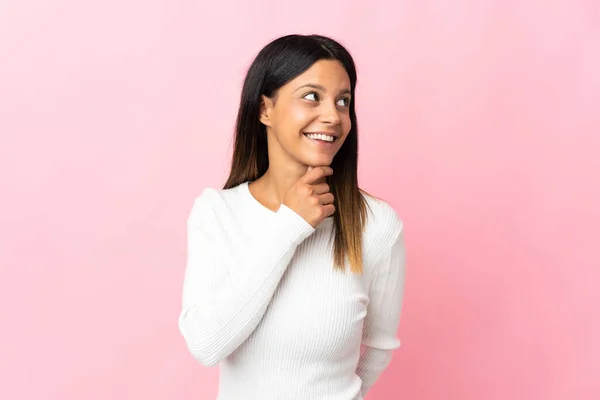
294 83 352 96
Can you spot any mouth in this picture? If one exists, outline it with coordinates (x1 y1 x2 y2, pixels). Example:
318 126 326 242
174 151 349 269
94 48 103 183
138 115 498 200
303 132 338 143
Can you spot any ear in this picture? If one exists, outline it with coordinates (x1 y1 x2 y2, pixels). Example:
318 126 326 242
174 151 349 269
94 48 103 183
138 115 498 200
259 95 274 127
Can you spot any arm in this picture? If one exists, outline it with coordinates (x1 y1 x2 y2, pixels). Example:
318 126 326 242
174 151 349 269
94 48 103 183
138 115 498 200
356 224 406 396
178 189 315 366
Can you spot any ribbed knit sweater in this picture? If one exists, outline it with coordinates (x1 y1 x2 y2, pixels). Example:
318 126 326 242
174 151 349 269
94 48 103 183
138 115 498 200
178 181 406 400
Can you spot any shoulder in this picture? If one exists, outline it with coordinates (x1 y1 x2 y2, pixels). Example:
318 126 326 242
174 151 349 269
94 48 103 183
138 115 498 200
362 192 404 275
360 191 405 263
188 183 247 223
362 191 404 239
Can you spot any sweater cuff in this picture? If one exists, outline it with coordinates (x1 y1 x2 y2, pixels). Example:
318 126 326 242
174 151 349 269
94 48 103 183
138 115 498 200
274 204 316 245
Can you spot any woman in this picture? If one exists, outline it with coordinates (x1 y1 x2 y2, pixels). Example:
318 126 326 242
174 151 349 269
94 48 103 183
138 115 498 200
178 34 406 400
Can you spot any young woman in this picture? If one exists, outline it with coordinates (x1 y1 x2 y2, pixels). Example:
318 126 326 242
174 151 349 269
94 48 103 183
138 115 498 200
178 34 406 400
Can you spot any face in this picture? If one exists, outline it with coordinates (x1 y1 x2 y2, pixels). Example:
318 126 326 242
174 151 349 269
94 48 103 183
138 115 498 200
259 59 352 169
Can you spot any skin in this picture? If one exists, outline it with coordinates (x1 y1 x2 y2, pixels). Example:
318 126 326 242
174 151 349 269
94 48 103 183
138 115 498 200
249 59 352 213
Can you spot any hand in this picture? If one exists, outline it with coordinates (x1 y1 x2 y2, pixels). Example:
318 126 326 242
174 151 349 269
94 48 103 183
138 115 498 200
282 166 335 228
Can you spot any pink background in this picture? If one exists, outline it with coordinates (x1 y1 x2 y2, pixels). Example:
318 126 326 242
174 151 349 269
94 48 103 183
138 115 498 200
1 1 598 399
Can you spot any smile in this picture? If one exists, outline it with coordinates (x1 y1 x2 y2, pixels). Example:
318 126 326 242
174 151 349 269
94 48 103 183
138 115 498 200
303 132 336 142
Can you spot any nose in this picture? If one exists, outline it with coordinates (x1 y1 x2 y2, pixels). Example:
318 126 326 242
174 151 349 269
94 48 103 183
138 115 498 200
320 101 342 126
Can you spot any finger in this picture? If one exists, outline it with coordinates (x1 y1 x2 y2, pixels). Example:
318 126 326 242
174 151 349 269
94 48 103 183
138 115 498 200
318 193 335 205
322 203 336 217
312 183 330 195
301 166 314 182
303 166 333 184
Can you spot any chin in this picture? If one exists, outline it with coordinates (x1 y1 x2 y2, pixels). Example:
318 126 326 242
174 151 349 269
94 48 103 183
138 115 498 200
291 144 338 167
304 155 334 167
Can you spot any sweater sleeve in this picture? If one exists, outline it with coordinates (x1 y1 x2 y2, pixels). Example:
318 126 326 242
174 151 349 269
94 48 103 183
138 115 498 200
356 222 406 397
178 189 315 367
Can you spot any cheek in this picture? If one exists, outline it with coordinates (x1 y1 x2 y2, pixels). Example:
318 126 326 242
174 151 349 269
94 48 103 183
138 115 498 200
287 104 314 128
342 115 352 134
272 106 313 145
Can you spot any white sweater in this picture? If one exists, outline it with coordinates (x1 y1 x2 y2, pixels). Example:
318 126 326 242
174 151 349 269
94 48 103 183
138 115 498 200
178 181 406 400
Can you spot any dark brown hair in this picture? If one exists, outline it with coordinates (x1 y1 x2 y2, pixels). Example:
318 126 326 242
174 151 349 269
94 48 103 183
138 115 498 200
223 34 368 274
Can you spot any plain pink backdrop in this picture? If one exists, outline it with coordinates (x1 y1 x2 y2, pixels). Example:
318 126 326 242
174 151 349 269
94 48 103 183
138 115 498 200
1 1 598 399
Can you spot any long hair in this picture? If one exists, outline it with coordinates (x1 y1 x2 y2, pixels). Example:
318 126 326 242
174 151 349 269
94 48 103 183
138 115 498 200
223 34 368 274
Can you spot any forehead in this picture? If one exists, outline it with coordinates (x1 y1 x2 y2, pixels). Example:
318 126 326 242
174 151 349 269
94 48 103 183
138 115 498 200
284 59 351 91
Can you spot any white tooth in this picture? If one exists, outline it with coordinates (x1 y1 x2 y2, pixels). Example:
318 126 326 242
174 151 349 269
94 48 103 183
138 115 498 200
305 133 334 142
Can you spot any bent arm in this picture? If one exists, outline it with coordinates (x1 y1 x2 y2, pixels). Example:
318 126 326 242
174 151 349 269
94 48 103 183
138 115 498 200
178 190 315 366
357 225 406 396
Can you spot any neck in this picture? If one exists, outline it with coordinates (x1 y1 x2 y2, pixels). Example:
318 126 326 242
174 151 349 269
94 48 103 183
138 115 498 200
258 163 307 204
249 133 327 211
250 161 327 212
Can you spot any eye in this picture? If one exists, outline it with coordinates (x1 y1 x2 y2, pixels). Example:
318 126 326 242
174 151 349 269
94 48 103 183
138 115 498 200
303 92 319 101
337 97 351 107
